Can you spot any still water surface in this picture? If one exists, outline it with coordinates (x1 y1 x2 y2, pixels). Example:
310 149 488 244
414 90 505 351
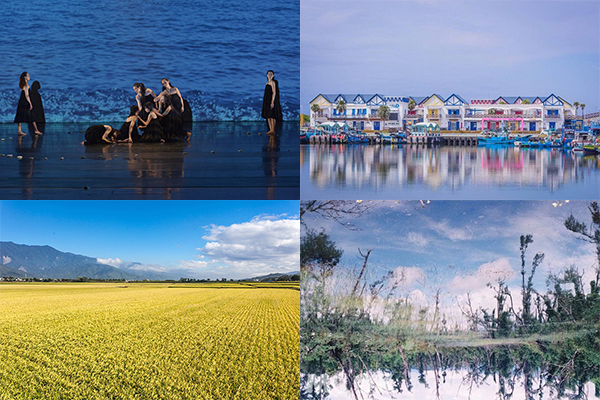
301 145 600 200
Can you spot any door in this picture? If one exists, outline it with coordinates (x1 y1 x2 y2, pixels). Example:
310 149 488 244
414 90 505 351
471 121 477 130
374 121 380 130
529 122 536 131
549 122 556 130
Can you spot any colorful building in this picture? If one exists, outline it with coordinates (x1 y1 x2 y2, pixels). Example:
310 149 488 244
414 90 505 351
309 93 578 132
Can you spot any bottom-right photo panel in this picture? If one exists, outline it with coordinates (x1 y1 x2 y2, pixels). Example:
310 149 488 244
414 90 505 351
300 200 600 400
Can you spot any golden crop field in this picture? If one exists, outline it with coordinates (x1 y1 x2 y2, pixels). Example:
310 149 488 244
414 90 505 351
0 283 299 400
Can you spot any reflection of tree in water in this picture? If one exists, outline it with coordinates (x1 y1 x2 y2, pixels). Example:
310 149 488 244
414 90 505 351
300 201 600 400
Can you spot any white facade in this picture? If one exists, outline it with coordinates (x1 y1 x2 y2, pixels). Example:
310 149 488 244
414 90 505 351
310 93 578 132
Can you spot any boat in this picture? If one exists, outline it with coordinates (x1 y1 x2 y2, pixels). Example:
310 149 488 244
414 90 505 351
346 133 369 144
477 132 513 145
583 145 600 155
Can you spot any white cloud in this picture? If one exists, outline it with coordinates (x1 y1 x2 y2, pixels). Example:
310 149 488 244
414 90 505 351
178 260 210 269
425 218 472 242
405 232 429 249
194 217 300 278
449 258 515 293
96 258 167 272
391 267 426 287
97 257 125 267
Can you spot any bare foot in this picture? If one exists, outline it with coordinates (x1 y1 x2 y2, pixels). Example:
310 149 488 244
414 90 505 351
266 130 276 135
34 131 43 135
18 131 27 137
81 141 85 146
186 132 191 142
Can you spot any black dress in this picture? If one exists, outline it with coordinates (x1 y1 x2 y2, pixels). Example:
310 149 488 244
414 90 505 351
138 90 155 121
139 118 164 143
84 125 109 145
117 119 140 142
261 80 282 121
161 111 187 142
14 88 35 123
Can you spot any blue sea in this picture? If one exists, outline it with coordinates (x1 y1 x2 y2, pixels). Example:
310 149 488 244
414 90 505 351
0 0 299 122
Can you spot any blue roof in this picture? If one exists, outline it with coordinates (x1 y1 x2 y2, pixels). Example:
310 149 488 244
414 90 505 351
409 96 428 105
445 94 468 104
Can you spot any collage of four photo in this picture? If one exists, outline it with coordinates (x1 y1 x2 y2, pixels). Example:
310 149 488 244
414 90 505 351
0 0 599 399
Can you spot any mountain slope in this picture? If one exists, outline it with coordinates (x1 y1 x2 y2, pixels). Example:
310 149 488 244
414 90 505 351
0 242 142 280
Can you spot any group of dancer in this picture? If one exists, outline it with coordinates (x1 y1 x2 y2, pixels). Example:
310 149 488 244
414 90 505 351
14 70 283 143
83 79 191 145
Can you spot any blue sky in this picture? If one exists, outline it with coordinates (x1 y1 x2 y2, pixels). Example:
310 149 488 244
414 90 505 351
301 0 599 114
0 201 300 279
302 200 598 325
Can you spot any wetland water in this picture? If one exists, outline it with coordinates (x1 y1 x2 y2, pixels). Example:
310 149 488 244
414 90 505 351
301 145 600 200
301 341 600 400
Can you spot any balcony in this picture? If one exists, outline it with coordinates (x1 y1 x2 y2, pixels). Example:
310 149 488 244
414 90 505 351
464 112 542 119
427 114 441 121
404 113 423 119
545 114 561 119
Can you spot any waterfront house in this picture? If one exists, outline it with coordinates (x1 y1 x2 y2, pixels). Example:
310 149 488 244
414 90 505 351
310 93 578 132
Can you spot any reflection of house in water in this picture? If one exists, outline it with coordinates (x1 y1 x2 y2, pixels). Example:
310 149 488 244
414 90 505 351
308 146 598 194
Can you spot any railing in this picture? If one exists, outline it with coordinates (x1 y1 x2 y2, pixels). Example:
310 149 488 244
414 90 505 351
330 114 377 120
404 113 423 119
464 113 541 119
427 115 441 120
545 114 561 119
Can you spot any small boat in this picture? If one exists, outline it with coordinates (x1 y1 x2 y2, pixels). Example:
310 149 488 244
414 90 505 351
583 145 599 155
346 133 369 144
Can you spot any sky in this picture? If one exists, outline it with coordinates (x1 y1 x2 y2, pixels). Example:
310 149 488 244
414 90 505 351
302 200 598 326
0 201 300 280
300 0 600 114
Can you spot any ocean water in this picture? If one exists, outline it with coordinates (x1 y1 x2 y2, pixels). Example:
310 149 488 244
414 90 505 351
0 0 299 122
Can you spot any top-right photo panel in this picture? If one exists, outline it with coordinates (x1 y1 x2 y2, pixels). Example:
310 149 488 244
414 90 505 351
300 0 600 200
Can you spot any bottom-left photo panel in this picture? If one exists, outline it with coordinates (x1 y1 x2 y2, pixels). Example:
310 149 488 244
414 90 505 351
0 200 300 400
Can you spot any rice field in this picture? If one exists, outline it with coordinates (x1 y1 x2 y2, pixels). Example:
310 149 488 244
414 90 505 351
0 282 299 400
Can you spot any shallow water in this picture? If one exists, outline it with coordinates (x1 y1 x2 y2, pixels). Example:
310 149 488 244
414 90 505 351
301 144 600 200
0 0 299 122
0 121 299 199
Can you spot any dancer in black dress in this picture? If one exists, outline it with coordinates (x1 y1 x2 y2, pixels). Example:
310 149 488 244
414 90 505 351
158 96 191 142
155 79 185 115
116 106 141 143
138 102 165 143
14 72 43 136
133 83 156 121
261 70 282 135
81 125 118 145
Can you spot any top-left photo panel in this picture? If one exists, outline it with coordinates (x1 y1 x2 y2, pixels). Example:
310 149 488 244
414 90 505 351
0 0 300 200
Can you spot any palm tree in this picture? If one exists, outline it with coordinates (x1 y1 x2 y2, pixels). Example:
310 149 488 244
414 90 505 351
336 99 346 115
311 103 321 114
378 105 390 131
573 101 580 117
580 103 585 119
408 99 416 111
522 99 531 104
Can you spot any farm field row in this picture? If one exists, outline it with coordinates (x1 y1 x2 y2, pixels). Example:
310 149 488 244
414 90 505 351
0 283 299 400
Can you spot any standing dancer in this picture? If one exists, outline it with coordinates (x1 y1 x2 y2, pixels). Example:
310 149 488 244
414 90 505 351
261 70 282 135
14 72 42 136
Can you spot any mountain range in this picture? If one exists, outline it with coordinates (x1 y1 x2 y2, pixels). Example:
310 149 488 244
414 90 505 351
0 242 299 281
